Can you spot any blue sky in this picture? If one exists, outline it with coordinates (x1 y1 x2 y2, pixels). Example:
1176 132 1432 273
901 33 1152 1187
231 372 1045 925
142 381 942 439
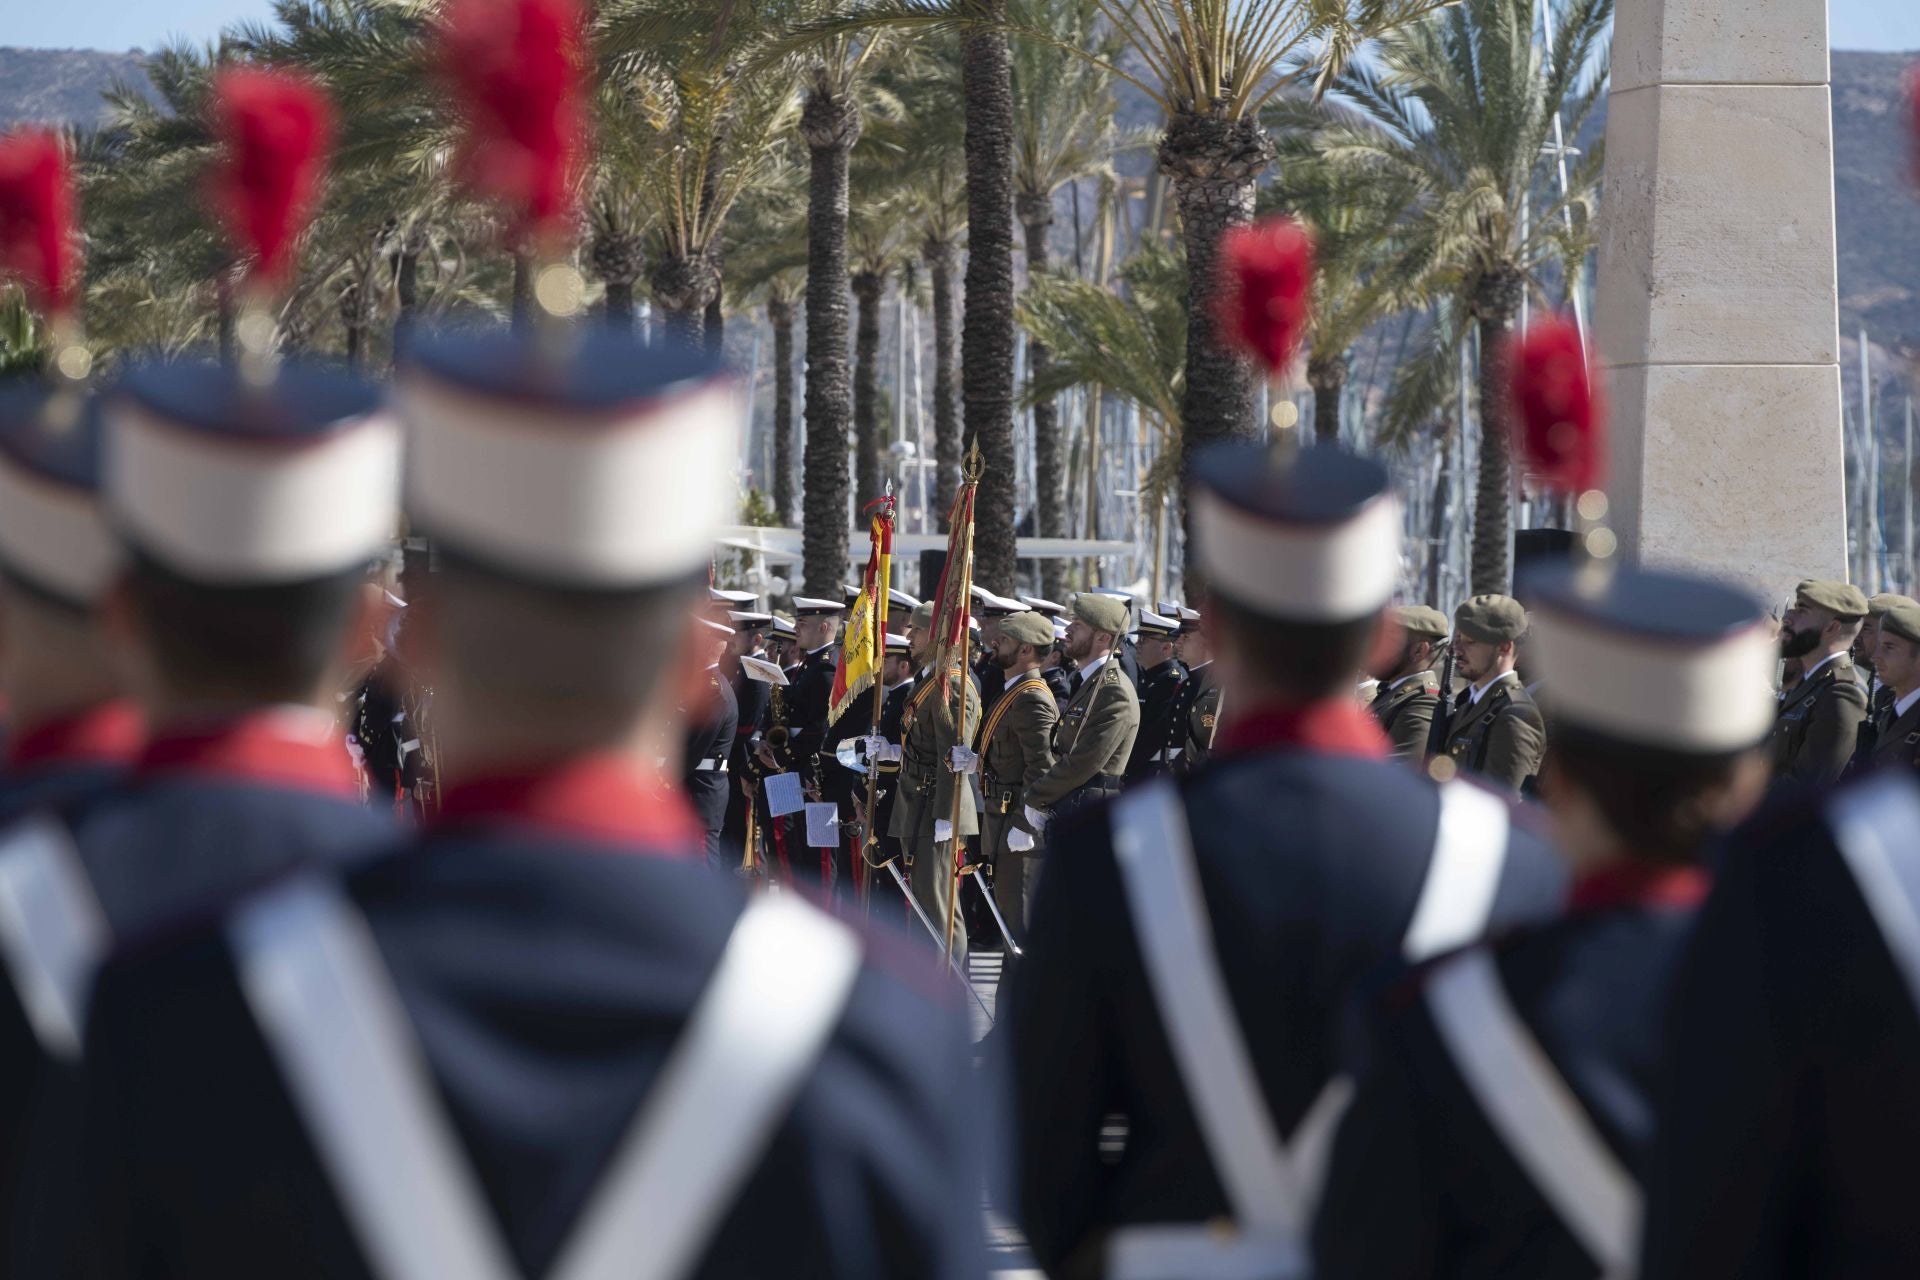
6 0 1920 53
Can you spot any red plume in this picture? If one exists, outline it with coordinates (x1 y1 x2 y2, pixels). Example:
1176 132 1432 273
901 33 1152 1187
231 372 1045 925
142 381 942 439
0 128 79 317
1216 217 1315 377
439 0 590 243
209 67 336 286
1507 315 1606 495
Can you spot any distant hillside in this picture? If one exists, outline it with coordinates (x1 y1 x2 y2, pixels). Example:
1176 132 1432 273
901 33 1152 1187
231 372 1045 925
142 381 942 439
0 47 150 130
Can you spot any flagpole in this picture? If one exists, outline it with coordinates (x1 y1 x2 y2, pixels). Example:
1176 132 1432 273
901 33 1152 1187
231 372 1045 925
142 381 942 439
943 446 983 964
858 490 895 908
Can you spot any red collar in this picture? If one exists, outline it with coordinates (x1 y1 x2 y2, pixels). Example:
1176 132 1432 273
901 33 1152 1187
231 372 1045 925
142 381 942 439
1217 700 1390 761
139 708 358 798
1568 861 1711 914
5 701 144 772
432 755 700 851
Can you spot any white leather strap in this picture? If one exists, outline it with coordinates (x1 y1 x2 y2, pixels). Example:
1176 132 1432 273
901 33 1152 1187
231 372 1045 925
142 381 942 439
1829 773 1920 1016
0 815 108 1060
1106 1224 1309 1280
236 882 861 1280
1403 781 1510 961
1111 782 1345 1244
1426 949 1639 1277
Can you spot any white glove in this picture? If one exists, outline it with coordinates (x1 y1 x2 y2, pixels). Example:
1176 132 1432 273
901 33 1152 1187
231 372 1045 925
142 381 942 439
1007 827 1035 853
1024 804 1049 832
861 734 889 759
948 746 979 774
934 818 954 844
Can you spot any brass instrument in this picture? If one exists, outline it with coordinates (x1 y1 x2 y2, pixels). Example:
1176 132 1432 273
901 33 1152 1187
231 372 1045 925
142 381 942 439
762 681 793 765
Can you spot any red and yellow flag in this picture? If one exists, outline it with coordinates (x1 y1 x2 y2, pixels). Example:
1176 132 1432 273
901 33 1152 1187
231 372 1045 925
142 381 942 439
828 497 895 725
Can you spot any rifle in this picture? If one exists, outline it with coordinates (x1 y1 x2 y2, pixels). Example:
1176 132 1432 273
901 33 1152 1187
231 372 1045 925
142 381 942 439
1424 638 1457 761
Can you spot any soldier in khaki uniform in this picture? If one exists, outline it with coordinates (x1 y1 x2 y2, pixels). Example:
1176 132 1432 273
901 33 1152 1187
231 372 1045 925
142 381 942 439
1847 592 1918 768
1440 595 1546 794
974 610 1059 941
1772 579 1870 788
1370 604 1449 760
888 602 982 957
1024 593 1141 842
1861 601 1920 772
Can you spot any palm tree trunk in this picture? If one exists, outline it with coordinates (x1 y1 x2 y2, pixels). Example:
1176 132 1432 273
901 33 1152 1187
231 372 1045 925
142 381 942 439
1470 270 1525 595
392 245 419 361
1020 196 1066 600
511 250 532 331
962 0 1018 591
852 270 885 510
925 238 962 528
770 298 797 525
1308 356 1347 445
704 294 725 356
605 281 635 330
799 79 861 594
661 301 705 347
345 323 363 371
650 250 719 349
1160 113 1277 473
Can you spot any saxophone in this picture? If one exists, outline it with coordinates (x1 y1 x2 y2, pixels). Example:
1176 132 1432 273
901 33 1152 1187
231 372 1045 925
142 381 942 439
763 679 792 765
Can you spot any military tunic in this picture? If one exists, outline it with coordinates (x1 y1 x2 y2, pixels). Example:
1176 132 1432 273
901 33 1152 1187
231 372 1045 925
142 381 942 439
1123 658 1189 782
778 644 840 886
1642 772 1920 1279
1372 671 1442 760
1004 703 1565 1279
682 666 739 869
1316 864 1708 1279
1026 655 1140 823
720 656 770 866
1167 659 1223 780
76 759 988 1280
886 667 981 959
1440 671 1546 794
1769 652 1867 789
975 672 1058 937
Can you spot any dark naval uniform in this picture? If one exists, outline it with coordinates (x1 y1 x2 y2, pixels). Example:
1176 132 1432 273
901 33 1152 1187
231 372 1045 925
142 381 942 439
351 664 429 817
783 642 840 886
721 657 770 865
1642 771 1920 1278
1316 864 1707 1279
1043 663 1073 711
683 665 739 868
1168 659 1223 779
1124 658 1190 782
1006 703 1565 1280
1372 671 1442 760
1441 671 1546 794
871 674 916 872
1769 653 1867 789
76 761 989 1280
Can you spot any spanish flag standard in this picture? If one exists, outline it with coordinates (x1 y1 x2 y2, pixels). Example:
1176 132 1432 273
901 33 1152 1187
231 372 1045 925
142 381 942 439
828 497 894 726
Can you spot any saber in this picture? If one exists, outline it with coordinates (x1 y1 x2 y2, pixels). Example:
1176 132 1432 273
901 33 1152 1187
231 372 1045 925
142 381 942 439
968 868 1022 958
884 860 992 1017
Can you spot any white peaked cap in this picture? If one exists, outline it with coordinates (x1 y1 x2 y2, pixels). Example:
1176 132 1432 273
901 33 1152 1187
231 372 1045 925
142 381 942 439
1529 564 1777 753
791 596 847 614
1188 443 1399 623
106 363 400 585
710 587 757 605
1136 610 1182 636
397 331 739 591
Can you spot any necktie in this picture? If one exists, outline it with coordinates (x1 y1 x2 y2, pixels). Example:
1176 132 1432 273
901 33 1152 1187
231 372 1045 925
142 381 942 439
1068 671 1084 699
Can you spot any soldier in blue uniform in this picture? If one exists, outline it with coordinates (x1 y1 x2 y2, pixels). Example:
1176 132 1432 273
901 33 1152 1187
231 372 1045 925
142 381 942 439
1124 609 1189 781
684 615 739 869
1003 443 1565 1280
719 608 772 868
75 325 988 1280
759 596 845 888
1314 562 1778 1280
1168 604 1221 778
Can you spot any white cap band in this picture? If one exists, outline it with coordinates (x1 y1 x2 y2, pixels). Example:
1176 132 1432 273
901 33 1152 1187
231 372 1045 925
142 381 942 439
0 462 118 604
1531 609 1778 752
107 402 401 584
399 373 740 589
1192 487 1401 623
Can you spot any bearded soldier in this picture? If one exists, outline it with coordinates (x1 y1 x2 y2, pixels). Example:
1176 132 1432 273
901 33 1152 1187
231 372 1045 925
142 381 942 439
1439 595 1547 794
1770 579 1869 789
974 609 1059 945
1371 605 1449 761
888 602 982 960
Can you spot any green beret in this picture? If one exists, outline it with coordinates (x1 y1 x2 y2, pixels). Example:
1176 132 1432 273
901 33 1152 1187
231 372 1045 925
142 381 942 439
1882 602 1920 646
1454 594 1527 644
1869 593 1918 618
1392 605 1451 641
1071 593 1130 635
999 611 1055 648
909 601 936 631
1795 579 1869 619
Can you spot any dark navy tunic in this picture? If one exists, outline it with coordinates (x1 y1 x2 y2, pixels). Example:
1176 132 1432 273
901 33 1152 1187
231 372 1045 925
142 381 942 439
1003 702 1566 1279
1314 863 1708 1279
1641 774 1920 1280
682 665 739 867
77 757 989 1279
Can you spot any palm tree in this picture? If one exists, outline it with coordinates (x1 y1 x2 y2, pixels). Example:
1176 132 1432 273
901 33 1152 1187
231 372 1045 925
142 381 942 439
1311 0 1609 592
847 204 910 511
1010 0 1142 595
725 152 810 523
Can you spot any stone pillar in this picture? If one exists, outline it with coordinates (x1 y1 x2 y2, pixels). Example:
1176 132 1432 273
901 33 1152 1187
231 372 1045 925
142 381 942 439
1595 0 1846 606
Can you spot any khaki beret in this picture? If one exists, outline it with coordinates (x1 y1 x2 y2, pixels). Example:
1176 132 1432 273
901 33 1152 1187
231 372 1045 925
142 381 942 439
908 601 935 631
1869 593 1918 618
1795 579 1869 619
1392 605 1451 641
1882 602 1920 647
999 610 1056 648
1454 595 1528 644
1071 593 1130 635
